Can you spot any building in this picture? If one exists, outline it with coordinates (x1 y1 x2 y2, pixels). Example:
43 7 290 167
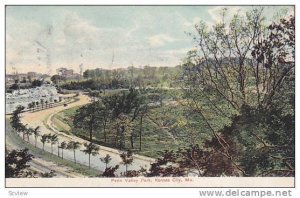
5 84 60 114
57 67 74 78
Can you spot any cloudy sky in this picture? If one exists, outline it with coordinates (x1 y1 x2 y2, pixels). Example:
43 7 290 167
6 6 293 74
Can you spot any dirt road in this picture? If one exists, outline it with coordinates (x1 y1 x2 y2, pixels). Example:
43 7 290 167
20 93 154 176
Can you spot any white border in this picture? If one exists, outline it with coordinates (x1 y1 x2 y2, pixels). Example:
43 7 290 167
1 0 298 198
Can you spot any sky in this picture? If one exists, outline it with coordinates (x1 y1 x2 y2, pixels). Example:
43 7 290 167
6 5 294 74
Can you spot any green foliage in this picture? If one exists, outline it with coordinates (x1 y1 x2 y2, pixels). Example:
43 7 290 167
5 148 34 178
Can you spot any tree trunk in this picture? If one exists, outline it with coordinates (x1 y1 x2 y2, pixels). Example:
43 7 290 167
103 123 106 143
74 150 76 164
51 144 53 154
130 134 134 149
43 143 45 151
88 154 91 169
89 127 93 142
58 145 60 157
35 137 37 147
62 149 64 159
139 115 143 151
120 127 125 150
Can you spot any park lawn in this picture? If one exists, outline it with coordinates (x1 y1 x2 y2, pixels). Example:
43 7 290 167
52 103 208 159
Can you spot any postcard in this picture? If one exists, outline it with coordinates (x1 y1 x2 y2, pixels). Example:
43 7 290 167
5 5 295 188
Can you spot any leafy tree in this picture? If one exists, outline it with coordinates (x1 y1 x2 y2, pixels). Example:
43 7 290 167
100 154 112 169
35 101 39 109
51 74 66 84
82 142 99 168
40 134 49 151
59 141 67 159
138 105 148 151
111 114 132 150
73 102 102 142
40 99 44 109
5 148 34 178
18 124 28 141
120 150 134 176
24 126 32 143
49 134 58 154
10 106 25 132
27 103 34 112
103 88 142 149
32 79 42 87
102 165 119 177
180 9 294 176
32 126 40 148
31 102 36 112
67 141 81 164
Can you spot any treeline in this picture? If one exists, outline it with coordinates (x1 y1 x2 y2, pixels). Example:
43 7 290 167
7 106 144 177
73 88 146 151
59 66 181 90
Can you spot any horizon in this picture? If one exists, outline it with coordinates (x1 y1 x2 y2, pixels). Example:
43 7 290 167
6 64 182 76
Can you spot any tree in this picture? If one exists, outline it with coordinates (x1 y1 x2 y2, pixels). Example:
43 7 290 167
51 74 65 85
103 88 142 149
120 150 134 176
181 8 294 176
138 105 148 151
100 154 112 169
67 141 81 164
27 103 34 112
49 134 58 154
73 102 102 142
40 99 44 109
32 79 42 87
59 141 67 159
24 126 32 143
82 142 99 169
96 104 110 143
35 101 39 109
40 134 49 151
31 102 36 112
10 106 25 131
102 165 119 177
32 126 40 148
45 101 48 109
111 114 132 150
19 124 28 141
5 148 34 178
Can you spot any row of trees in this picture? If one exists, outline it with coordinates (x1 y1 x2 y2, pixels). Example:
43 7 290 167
59 66 180 91
27 98 59 112
74 88 148 151
9 105 139 177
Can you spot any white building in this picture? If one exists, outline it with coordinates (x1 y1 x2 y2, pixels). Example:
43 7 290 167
6 85 59 114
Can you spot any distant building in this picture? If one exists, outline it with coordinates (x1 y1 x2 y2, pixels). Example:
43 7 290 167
57 67 74 78
27 72 37 78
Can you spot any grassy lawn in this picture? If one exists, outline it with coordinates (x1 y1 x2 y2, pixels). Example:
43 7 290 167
52 103 207 158
6 118 100 177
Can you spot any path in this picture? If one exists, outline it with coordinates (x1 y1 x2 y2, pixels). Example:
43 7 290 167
20 93 155 176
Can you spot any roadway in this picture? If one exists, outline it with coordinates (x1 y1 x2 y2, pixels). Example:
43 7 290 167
18 93 154 176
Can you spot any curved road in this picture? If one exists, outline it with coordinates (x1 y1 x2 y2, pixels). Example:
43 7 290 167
20 93 154 176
